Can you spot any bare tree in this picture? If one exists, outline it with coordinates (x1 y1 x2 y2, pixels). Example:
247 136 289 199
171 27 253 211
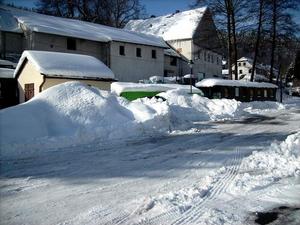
35 0 145 27
250 0 265 81
266 0 298 82
193 0 249 80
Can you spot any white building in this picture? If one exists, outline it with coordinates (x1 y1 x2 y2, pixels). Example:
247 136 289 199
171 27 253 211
233 57 277 82
0 6 168 82
125 7 223 79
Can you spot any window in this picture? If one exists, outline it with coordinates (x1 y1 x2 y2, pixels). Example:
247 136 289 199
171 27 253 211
217 57 219 65
119 45 125 56
264 89 268 97
170 56 177 66
25 83 34 101
204 52 207 61
224 88 229 98
136 48 141 57
235 87 239 97
67 38 76 50
152 49 156 59
238 62 241 66
211 55 214 63
239 70 243 74
243 62 246 66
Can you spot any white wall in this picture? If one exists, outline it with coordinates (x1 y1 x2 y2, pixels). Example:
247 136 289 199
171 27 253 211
166 39 222 78
110 42 164 82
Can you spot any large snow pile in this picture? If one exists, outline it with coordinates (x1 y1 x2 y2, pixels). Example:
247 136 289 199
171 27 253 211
0 82 170 157
0 82 287 157
233 132 300 192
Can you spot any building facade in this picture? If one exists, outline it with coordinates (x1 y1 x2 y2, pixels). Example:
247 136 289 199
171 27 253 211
125 7 223 79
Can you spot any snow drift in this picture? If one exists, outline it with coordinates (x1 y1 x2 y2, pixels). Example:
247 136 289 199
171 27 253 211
0 82 286 157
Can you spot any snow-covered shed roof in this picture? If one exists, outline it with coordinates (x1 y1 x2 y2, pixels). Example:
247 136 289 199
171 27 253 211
0 6 167 48
111 82 203 95
196 78 278 88
125 7 207 41
14 50 115 80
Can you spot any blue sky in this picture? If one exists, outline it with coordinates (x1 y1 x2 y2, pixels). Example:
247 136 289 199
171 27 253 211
3 0 300 25
3 0 194 16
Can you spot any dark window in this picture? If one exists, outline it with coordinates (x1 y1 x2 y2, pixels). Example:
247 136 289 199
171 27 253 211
119 45 125 55
243 62 246 66
136 48 141 57
238 62 241 66
152 49 156 59
67 38 76 50
170 56 177 66
239 70 243 74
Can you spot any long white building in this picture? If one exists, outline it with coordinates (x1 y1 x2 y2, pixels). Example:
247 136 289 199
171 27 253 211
0 5 168 82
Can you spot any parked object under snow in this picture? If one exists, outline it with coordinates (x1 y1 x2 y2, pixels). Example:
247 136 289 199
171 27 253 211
111 82 203 100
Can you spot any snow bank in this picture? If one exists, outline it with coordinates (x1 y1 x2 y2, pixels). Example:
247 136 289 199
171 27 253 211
233 132 300 192
0 82 287 157
0 82 170 157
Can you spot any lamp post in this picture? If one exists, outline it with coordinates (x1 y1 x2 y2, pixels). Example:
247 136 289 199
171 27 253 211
189 60 194 94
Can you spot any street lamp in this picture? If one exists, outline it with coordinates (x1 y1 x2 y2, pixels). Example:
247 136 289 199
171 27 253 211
189 60 194 94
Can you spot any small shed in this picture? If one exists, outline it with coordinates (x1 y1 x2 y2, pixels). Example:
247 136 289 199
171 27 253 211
14 50 116 103
196 78 278 102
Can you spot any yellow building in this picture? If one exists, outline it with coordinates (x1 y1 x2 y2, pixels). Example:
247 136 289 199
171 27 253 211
14 50 116 103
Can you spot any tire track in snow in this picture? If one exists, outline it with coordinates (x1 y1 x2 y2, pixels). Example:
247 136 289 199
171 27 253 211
172 148 242 225
133 148 242 225
100 153 217 225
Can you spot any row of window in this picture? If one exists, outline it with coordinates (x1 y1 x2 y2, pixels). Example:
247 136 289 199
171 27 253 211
238 62 247 66
196 50 220 65
119 45 157 59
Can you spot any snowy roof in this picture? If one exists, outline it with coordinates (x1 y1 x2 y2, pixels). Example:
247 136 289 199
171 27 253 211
0 59 17 68
0 68 15 78
0 8 22 33
14 50 115 80
238 57 252 62
164 48 181 58
0 6 168 48
196 78 278 88
125 7 207 41
111 82 203 95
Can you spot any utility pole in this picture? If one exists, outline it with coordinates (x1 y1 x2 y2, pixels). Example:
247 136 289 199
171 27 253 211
189 60 194 94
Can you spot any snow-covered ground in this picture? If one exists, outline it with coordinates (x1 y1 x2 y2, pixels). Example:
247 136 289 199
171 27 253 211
0 82 299 225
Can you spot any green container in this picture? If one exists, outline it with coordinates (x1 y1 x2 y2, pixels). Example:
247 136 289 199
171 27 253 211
120 91 162 101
